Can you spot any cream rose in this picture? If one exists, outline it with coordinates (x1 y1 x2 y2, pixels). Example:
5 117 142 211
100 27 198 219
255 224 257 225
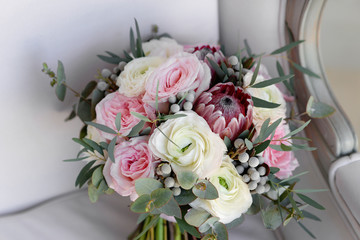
142 37 183 58
148 111 226 178
117 57 165 97
244 72 286 129
190 156 252 224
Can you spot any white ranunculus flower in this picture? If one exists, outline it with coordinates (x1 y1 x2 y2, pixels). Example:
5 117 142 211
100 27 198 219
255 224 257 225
117 56 165 97
243 72 286 129
142 37 184 58
148 111 226 178
190 156 252 224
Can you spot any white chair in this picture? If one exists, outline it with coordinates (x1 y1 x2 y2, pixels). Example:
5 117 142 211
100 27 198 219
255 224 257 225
1 0 358 239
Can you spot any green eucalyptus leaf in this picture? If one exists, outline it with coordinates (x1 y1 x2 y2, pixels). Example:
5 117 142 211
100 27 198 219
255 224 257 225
199 217 220 233
251 74 294 88
261 204 287 230
282 120 311 139
129 28 136 57
151 188 172 208
130 112 151 122
72 137 93 151
130 194 153 213
223 136 232 150
92 165 104 187
280 143 292 151
175 217 201 238
244 138 253 150
88 183 99 203
75 160 96 187
77 100 92 122
184 208 210 227
279 171 308 184
107 136 117 163
192 180 218 200
57 60 66 84
161 114 187 120
91 89 104 117
297 193 325 210
306 96 335 118
127 120 145 137
55 83 66 102
302 210 321 222
207 57 225 79
293 188 327 193
270 40 305 55
292 62 321 78
288 193 303 218
252 96 281 109
177 171 198 190
156 197 182 218
85 121 117 135
270 167 280 174
246 195 261 215
135 178 163 196
254 140 271 154
249 57 261 86
114 112 122 132
83 138 103 155
140 127 151 136
225 215 244 230
244 39 253 57
63 156 88 162
174 189 197 205
81 81 97 98
297 221 316 239
213 221 228 240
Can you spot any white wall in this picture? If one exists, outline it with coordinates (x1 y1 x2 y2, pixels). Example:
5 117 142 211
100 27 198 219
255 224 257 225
0 0 219 215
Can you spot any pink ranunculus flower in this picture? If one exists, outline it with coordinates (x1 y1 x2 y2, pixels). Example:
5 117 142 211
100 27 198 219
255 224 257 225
142 52 211 112
95 92 154 141
262 123 299 179
103 136 157 201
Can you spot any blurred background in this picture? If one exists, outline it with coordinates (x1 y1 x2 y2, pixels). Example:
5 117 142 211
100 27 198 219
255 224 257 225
321 0 360 149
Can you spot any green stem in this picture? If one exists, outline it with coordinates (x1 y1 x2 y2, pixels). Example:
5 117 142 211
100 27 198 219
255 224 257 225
174 223 181 240
156 218 164 240
139 216 151 240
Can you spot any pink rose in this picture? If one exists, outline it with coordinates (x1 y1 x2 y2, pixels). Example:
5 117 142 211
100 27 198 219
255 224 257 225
142 52 211 112
95 92 154 141
103 136 157 201
262 123 299 179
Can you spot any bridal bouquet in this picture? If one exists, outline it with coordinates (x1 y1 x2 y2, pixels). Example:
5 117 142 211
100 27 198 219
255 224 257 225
43 20 334 240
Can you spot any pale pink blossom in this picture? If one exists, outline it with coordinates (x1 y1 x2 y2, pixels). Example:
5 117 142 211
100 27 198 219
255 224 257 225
95 92 154 141
262 123 299 179
142 52 211 112
194 82 253 141
103 136 157 201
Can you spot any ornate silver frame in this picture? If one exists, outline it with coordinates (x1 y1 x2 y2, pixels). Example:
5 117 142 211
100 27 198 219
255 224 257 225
286 0 359 238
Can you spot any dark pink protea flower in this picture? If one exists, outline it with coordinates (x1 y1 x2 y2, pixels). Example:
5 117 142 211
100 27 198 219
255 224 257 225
194 82 253 141
185 45 228 85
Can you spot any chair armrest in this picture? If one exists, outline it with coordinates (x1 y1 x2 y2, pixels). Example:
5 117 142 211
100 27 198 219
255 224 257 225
329 153 360 237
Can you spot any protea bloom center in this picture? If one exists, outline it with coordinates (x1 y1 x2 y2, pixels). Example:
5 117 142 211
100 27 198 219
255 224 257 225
194 82 253 140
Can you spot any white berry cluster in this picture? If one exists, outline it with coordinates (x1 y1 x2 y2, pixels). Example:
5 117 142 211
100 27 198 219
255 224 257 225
232 138 271 194
168 90 196 113
227 55 242 81
155 163 181 196
99 61 127 92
